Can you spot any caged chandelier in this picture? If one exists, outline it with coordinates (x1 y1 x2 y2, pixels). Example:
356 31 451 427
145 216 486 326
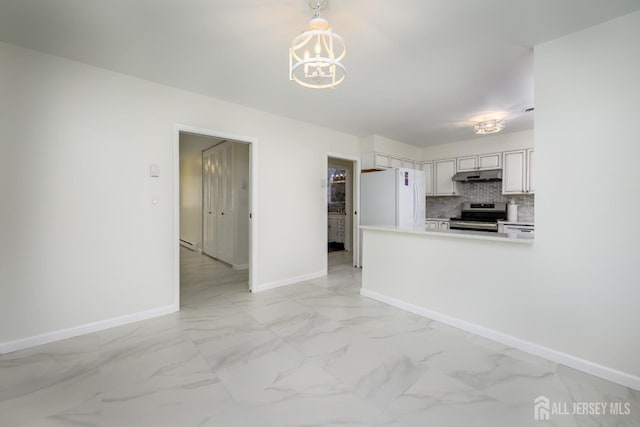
289 0 346 89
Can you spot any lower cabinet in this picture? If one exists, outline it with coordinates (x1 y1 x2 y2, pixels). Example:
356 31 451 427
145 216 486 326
328 215 346 243
426 219 450 231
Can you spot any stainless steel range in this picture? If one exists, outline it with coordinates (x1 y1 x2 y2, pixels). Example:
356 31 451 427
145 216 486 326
449 202 507 232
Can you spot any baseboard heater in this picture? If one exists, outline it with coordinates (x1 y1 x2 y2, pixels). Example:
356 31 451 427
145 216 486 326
179 239 197 251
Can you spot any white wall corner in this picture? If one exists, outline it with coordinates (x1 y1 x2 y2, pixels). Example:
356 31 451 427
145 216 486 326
252 270 326 293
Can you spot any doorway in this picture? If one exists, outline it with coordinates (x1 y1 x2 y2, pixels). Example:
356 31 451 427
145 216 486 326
326 154 360 270
173 125 257 309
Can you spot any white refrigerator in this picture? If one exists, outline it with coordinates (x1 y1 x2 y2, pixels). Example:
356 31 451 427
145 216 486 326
359 168 426 266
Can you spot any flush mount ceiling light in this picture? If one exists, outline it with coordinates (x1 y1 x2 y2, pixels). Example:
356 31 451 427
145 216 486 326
289 0 346 89
474 119 505 135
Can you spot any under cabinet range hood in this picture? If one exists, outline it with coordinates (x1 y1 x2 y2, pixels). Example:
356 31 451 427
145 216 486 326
452 169 502 182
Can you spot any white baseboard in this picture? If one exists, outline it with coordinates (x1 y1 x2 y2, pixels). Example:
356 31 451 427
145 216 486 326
179 239 197 251
232 263 249 270
252 270 326 293
0 304 178 355
360 288 640 392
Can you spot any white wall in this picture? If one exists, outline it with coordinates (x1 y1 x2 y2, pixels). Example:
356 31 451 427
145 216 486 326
421 129 534 160
0 41 359 347
361 11 640 386
179 133 220 250
534 10 640 377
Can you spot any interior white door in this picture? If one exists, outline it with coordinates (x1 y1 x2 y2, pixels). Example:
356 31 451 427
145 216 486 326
202 147 217 257
218 143 235 263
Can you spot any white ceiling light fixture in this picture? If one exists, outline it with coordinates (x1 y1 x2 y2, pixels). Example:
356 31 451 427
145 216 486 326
474 119 505 135
289 0 346 89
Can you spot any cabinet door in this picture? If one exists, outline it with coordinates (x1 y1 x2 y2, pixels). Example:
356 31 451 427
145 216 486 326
421 161 433 196
527 149 535 193
478 153 501 169
439 221 450 231
502 150 527 194
336 217 345 243
390 157 403 168
434 159 458 195
374 153 390 168
457 156 478 171
425 220 438 230
402 159 415 170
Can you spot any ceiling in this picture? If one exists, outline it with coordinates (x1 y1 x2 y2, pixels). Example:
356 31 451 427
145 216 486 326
1 0 640 147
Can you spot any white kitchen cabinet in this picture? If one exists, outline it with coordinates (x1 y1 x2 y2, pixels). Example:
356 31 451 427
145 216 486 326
328 215 346 243
426 219 450 231
361 152 391 169
434 159 459 196
390 156 403 168
456 153 501 171
425 220 438 230
503 149 534 194
421 161 433 196
457 156 478 171
478 153 501 169
362 151 420 171
402 159 416 169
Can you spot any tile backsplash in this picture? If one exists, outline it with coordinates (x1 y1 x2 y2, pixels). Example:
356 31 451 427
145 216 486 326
426 181 534 223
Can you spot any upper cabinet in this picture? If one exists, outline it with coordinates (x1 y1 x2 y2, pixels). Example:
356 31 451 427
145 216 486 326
362 152 390 169
361 151 419 170
479 153 502 170
390 157 403 168
402 159 416 170
421 161 433 196
456 153 501 171
434 159 460 196
363 148 532 197
503 149 535 194
456 156 477 171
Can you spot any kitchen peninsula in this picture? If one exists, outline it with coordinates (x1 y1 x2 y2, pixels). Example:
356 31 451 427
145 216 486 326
359 224 536 363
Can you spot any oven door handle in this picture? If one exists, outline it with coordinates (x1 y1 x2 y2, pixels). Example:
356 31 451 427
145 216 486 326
450 221 496 228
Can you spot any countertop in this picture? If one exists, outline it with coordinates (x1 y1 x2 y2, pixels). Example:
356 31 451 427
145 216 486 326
425 217 450 221
361 225 534 244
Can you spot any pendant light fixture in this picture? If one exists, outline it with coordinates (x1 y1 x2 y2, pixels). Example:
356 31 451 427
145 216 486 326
289 0 346 89
474 119 505 135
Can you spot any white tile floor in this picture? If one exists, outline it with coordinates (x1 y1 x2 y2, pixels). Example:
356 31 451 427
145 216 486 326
1 248 638 426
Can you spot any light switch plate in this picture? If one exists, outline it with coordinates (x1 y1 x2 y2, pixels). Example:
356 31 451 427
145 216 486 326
150 164 160 177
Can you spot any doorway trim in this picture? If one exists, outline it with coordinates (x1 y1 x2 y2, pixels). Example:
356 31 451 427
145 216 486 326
324 152 361 272
173 124 258 308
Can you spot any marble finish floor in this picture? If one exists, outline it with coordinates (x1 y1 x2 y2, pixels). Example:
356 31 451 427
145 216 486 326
1 248 638 426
